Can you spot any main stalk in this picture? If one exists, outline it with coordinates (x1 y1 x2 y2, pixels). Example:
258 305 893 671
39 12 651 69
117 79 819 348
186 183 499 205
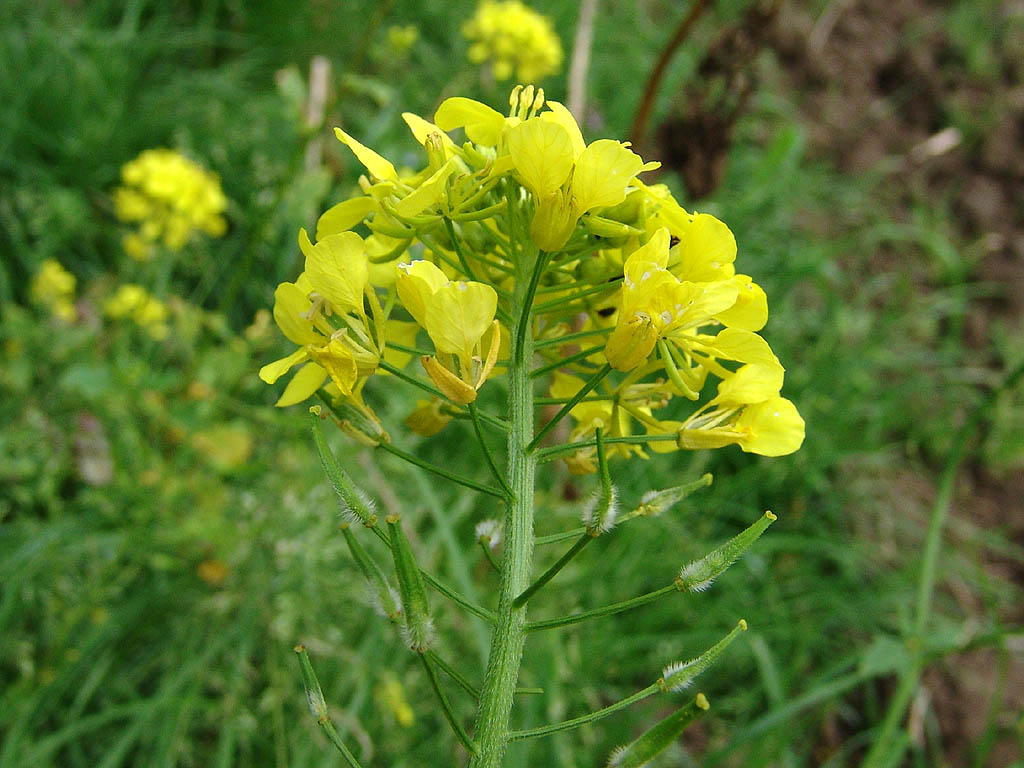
468 247 538 767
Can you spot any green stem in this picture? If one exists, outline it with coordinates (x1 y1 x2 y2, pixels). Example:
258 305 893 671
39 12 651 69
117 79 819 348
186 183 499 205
526 583 679 632
469 402 514 497
427 650 481 699
535 433 679 462
508 682 661 741
535 527 587 546
532 277 621 313
531 345 606 378
419 653 479 755
480 539 502 572
377 442 505 499
443 217 480 282
513 534 592 607
467 235 540 768
528 364 612 452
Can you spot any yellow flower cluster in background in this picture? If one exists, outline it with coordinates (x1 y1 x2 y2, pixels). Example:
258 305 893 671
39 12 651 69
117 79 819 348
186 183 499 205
30 259 76 321
386 24 419 57
261 84 803 461
104 284 170 340
113 148 227 260
462 0 563 82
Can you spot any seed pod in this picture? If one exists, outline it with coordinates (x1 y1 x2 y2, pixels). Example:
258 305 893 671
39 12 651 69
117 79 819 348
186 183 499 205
386 515 434 651
294 645 330 724
309 407 377 526
662 619 748 692
341 525 401 622
677 511 777 592
634 474 713 519
607 694 710 767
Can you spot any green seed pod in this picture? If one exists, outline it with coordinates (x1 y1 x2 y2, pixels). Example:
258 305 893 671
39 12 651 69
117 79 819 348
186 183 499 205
662 619 748 692
607 694 710 767
677 511 777 592
632 474 713 519
294 645 330 724
386 515 434 651
341 525 401 622
309 408 377 526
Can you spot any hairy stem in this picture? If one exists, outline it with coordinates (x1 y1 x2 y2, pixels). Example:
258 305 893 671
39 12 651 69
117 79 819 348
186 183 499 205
467 242 540 767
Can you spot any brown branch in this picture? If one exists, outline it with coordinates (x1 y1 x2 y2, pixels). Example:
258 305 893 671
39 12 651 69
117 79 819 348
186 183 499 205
629 0 712 150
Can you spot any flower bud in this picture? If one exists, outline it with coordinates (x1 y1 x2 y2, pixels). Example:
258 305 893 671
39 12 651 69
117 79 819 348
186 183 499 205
677 511 777 592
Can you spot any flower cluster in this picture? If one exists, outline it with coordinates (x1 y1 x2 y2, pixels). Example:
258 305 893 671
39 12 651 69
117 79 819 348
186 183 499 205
104 284 170 340
261 85 803 462
30 259 76 322
462 0 563 82
113 148 227 260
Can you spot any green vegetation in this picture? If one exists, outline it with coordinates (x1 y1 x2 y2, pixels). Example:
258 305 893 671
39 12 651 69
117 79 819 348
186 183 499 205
2 0 1022 766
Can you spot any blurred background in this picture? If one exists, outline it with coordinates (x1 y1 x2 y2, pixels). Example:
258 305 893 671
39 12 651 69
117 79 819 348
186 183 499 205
1 0 1022 766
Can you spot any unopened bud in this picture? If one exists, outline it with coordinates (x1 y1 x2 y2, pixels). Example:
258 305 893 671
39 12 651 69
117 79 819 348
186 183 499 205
425 132 447 172
677 511 777 592
661 619 748 692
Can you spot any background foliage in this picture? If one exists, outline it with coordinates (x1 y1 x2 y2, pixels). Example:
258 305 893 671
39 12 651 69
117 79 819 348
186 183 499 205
2 0 1022 766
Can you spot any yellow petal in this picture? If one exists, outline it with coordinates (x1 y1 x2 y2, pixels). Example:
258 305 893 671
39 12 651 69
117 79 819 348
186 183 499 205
396 259 449 328
670 213 737 283
382 319 421 369
402 112 457 151
259 347 309 384
646 419 684 454
605 313 658 371
434 97 506 145
334 127 399 182
699 328 777 365
539 101 585 158
711 363 784 406
736 397 805 456
474 319 502 390
506 118 574 198
308 339 359 395
421 355 477 404
393 157 456 217
316 197 378 240
404 398 453 437
571 140 658 214
423 280 498 359
276 362 328 407
714 274 768 331
272 280 319 346
301 229 369 315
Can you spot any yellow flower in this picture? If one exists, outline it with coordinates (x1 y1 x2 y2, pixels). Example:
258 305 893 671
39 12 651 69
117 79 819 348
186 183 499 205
113 148 226 259
386 24 418 57
505 97 659 250
676 363 805 456
30 259 76 321
104 284 170 340
404 398 454 437
462 0 563 82
396 260 501 404
605 228 775 394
